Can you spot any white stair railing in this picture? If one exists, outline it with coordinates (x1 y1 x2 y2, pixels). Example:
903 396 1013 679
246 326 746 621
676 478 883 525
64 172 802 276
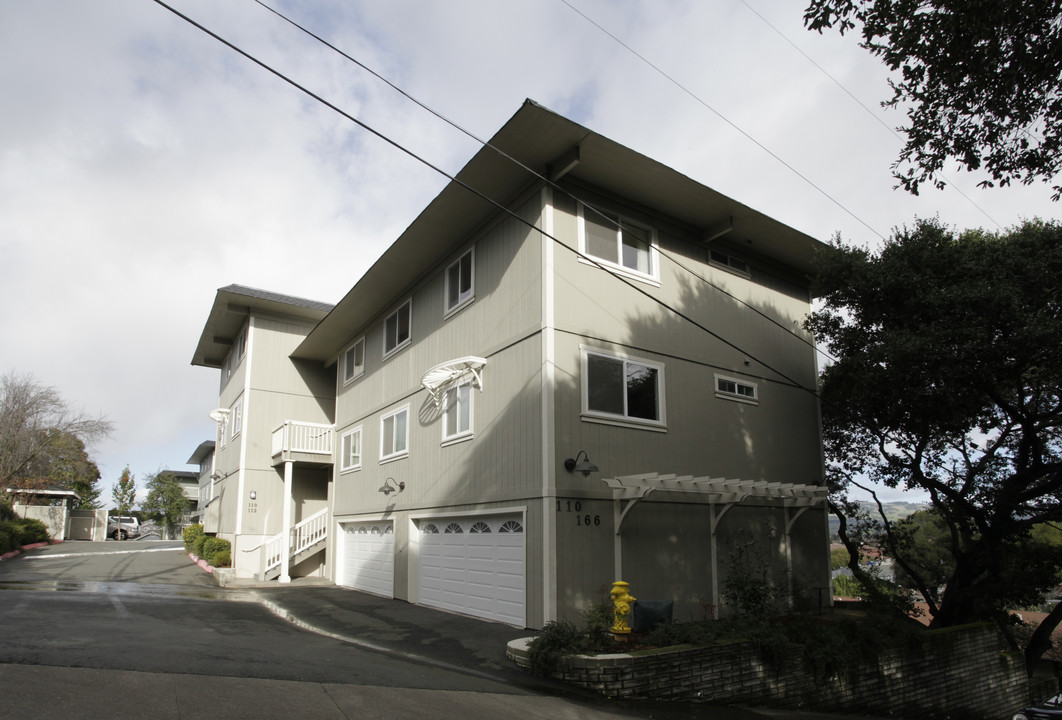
260 507 330 578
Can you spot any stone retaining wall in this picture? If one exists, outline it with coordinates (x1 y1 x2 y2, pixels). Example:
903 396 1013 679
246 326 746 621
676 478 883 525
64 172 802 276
507 623 1033 719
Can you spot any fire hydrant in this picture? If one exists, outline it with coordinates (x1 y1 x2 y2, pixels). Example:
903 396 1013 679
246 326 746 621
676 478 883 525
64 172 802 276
610 581 636 635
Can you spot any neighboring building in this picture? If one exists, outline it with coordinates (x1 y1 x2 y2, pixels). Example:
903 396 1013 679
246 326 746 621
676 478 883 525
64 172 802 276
191 100 830 628
186 440 215 524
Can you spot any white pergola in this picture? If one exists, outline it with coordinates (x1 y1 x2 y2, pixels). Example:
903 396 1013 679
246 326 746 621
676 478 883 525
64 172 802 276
601 472 828 611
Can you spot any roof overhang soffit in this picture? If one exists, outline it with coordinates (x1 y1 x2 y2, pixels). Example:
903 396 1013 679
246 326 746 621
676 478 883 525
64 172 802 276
603 472 827 534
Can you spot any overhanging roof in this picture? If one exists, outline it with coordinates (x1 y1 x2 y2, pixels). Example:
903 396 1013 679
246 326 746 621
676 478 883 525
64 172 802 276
191 285 334 368
294 99 825 363
7 486 80 500
187 441 216 466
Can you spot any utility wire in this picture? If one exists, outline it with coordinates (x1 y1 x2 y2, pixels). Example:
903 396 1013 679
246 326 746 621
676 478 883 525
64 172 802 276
735 0 1003 230
558 0 886 243
251 0 836 366
151 0 822 398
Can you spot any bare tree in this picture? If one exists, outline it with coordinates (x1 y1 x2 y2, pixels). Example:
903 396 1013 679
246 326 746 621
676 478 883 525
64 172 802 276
0 371 112 498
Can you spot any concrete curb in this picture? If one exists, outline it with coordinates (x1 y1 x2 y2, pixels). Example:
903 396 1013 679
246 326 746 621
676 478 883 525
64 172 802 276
188 552 214 574
0 538 64 561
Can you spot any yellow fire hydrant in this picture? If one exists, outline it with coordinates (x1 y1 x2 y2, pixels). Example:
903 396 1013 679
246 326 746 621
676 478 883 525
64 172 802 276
610 581 636 635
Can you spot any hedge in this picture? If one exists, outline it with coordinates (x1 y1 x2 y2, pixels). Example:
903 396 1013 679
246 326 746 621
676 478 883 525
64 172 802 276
201 537 231 568
183 523 204 553
0 518 51 555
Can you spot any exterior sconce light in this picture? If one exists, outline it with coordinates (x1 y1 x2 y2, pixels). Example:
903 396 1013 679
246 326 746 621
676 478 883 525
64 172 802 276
564 451 599 477
378 477 405 495
249 490 256 500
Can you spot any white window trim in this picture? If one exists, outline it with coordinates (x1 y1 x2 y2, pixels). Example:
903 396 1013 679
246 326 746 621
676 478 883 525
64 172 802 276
709 249 752 279
230 398 244 440
444 248 475 318
382 299 413 359
577 204 660 286
581 347 667 429
715 373 759 405
441 379 474 445
339 426 363 473
380 405 410 463
343 337 365 385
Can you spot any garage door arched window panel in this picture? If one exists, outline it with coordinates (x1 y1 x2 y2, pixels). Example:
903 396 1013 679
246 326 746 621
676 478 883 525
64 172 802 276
421 523 440 534
469 521 491 534
582 348 665 427
499 520 523 533
444 522 464 534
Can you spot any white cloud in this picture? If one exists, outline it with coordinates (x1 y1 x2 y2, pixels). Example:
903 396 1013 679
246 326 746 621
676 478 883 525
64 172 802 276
0 0 1055 505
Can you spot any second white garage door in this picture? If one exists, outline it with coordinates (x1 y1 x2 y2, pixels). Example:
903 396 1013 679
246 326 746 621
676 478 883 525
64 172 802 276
340 520 394 598
417 514 525 627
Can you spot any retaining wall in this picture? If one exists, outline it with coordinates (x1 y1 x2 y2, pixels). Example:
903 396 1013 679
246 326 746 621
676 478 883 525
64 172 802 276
507 623 1033 719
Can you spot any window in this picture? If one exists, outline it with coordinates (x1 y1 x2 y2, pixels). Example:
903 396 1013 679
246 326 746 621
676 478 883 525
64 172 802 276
383 300 412 356
445 249 474 314
710 249 750 276
583 349 665 425
230 398 243 439
223 327 248 384
579 204 656 279
343 338 365 384
442 380 473 441
380 406 409 461
340 427 362 472
716 374 758 403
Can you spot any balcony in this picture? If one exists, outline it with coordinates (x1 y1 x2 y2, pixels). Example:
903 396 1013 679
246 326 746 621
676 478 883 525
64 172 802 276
271 421 334 467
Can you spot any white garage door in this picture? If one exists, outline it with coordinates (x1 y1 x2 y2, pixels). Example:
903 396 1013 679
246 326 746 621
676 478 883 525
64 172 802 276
340 521 394 597
417 514 525 626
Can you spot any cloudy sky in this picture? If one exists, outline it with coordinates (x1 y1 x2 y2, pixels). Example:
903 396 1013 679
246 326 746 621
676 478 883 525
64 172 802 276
1 0 1055 505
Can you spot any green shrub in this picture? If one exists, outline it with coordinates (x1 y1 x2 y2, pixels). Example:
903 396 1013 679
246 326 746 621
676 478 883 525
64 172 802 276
211 548 231 568
201 537 231 567
183 523 204 552
0 498 15 522
193 532 209 558
0 522 19 554
16 518 49 544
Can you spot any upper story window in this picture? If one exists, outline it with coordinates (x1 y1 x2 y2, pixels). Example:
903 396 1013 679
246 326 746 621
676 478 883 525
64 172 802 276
340 426 362 472
343 338 365 385
230 398 244 439
221 327 247 386
582 348 665 427
383 300 412 357
716 374 758 404
442 380 473 442
380 406 409 462
579 204 658 281
710 249 750 277
445 249 475 315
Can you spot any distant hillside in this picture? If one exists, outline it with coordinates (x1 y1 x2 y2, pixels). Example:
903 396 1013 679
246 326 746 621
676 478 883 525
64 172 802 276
827 501 928 538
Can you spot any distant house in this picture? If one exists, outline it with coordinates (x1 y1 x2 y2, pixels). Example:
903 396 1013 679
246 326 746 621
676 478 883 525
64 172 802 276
186 441 215 525
191 100 829 628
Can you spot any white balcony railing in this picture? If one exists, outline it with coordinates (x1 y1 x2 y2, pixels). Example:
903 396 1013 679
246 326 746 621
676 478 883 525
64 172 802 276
271 421 334 458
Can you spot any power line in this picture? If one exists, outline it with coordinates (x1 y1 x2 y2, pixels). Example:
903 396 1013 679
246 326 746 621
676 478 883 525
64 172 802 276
558 0 887 243
250 0 836 366
735 0 1003 230
150 0 823 399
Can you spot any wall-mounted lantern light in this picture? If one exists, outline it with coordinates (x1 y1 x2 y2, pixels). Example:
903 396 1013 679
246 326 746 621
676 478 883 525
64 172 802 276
378 477 406 495
564 450 599 477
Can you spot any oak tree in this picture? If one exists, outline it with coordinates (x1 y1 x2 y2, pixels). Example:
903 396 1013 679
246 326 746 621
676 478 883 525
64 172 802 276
807 218 1062 671
804 0 1062 199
